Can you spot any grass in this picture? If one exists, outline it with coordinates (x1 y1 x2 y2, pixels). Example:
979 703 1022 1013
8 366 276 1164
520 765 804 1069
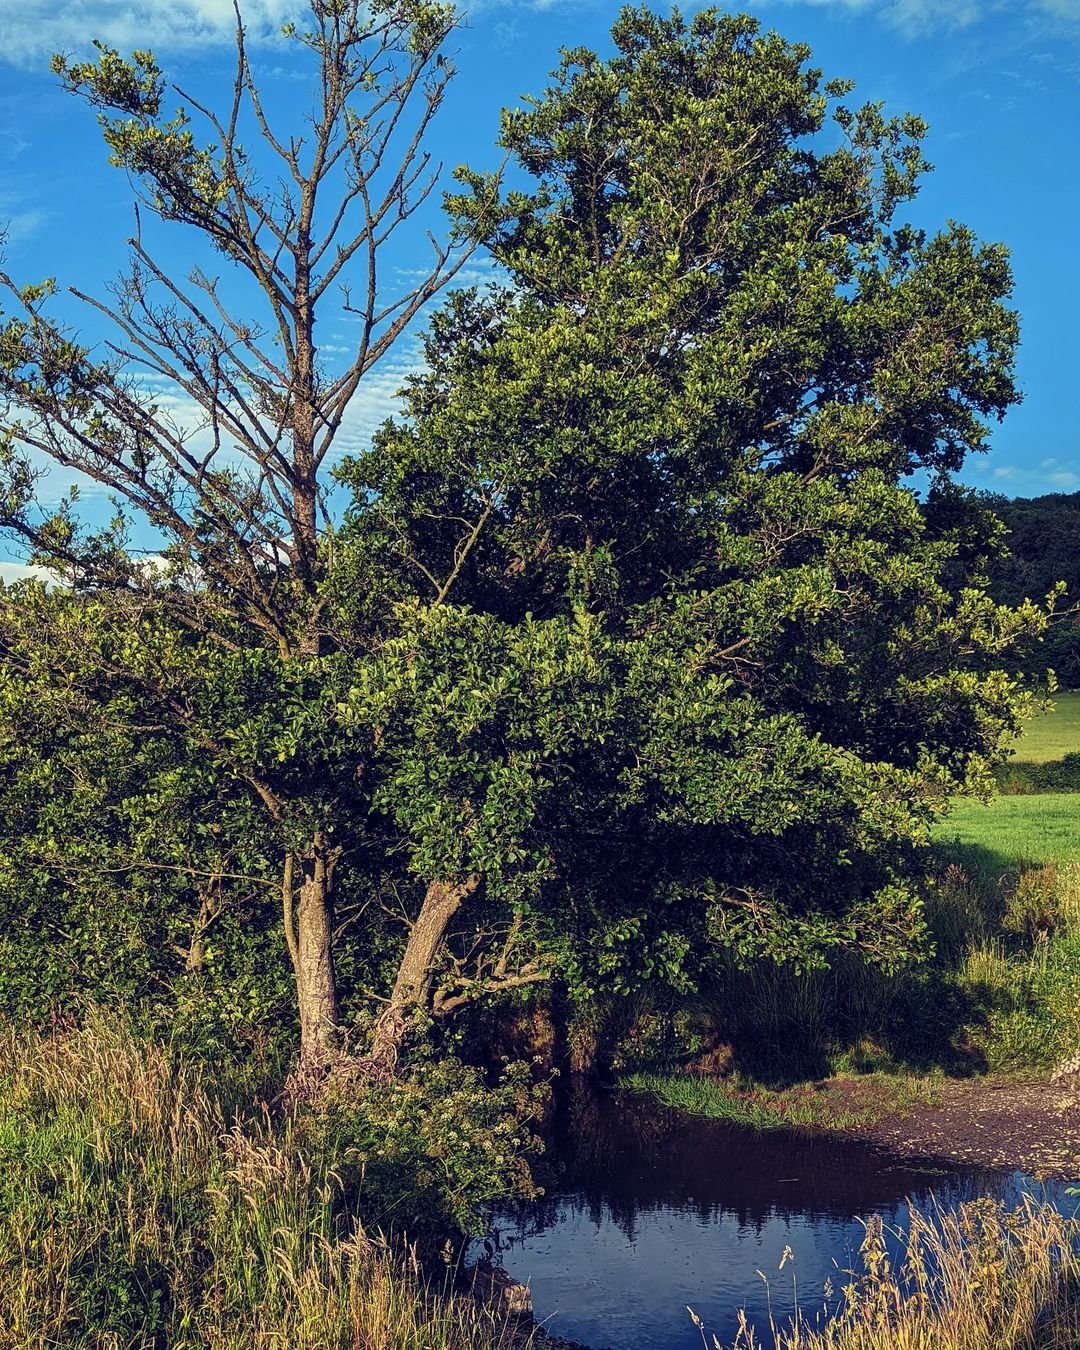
1011 691 1080 762
0 1015 527 1350
695 1196 1080 1350
933 794 1080 864
623 1071 942 1133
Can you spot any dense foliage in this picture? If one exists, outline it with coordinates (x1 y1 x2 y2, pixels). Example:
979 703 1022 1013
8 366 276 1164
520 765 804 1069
978 491 1080 686
0 4 1047 1077
334 6 1044 995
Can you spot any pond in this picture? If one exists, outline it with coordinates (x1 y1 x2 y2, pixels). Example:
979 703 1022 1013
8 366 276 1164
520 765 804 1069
481 1082 1070 1350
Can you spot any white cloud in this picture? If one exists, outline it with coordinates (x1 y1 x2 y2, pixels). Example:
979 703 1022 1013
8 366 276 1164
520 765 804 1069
6 0 1079 65
492 0 1080 35
0 0 298 67
976 459 1080 495
0 560 54 585
1038 0 1080 16
0 167 49 251
329 342 424 463
0 206 47 247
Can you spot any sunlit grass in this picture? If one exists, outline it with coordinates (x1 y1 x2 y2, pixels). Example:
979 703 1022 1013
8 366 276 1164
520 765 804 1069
933 794 1080 864
1012 691 1080 763
0 1015 526 1350
622 1071 942 1134
695 1196 1080 1350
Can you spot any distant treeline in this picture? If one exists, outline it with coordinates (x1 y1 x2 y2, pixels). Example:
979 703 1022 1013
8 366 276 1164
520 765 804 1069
997 753 1080 795
980 490 1080 688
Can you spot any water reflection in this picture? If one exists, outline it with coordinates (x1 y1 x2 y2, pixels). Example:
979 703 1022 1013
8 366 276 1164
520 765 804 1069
485 1082 1067 1350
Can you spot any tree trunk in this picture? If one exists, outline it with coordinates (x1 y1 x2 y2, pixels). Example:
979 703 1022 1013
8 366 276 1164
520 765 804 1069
368 874 480 1071
292 831 341 1070
185 879 224 974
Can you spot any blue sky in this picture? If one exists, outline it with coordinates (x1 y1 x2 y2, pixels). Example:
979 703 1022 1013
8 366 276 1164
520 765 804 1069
1 0 1078 572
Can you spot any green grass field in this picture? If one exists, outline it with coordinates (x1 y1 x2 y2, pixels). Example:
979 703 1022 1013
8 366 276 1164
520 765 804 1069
933 694 1080 863
1013 691 1080 762
935 794 1080 864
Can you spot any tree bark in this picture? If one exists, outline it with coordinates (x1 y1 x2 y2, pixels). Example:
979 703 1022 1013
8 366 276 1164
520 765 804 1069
294 831 341 1070
368 874 480 1071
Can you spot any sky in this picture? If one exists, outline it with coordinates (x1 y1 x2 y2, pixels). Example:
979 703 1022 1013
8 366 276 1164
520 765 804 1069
0 0 1078 572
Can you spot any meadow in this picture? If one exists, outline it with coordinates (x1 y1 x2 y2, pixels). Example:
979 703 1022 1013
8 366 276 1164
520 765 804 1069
937 794 1080 864
934 692 1080 863
1010 691 1080 762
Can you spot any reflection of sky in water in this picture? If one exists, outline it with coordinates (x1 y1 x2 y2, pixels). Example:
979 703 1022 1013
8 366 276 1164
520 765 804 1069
484 1088 1070 1350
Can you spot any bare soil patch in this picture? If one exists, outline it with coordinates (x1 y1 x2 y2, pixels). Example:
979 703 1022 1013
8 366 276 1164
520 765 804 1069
839 1075 1080 1179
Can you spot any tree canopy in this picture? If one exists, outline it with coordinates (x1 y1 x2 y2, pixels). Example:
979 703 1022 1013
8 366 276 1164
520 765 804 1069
0 3 1046 1074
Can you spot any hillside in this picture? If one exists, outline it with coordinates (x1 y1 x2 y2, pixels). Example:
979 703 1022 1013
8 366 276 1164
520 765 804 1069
980 490 1080 686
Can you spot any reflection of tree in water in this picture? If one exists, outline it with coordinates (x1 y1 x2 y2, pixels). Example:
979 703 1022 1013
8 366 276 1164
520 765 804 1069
490 1081 1021 1252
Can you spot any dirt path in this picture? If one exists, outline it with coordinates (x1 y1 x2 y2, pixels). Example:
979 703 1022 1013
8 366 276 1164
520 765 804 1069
843 1076 1080 1179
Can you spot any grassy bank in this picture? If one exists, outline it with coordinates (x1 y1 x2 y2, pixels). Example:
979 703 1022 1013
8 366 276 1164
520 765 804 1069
0 1017 525 1350
622 1071 942 1133
702 1197 1080 1349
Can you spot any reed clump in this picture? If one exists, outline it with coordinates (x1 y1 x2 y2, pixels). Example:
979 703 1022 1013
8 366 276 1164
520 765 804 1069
0 1015 525 1349
699 1195 1080 1350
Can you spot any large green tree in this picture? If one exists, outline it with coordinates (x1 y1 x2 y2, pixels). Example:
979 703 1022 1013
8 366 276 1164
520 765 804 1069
0 4 1045 1072
332 5 1044 1060
0 0 500 1069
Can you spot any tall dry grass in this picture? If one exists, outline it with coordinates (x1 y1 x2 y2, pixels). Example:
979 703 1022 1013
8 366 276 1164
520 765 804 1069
693 1196 1080 1350
0 1015 526 1349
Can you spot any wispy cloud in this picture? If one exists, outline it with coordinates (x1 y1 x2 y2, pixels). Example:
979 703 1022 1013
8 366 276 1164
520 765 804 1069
755 0 1080 34
971 457 1080 495
0 560 55 583
6 0 1080 66
330 342 425 463
1 153 50 250
0 0 299 68
0 205 48 248
492 0 1080 36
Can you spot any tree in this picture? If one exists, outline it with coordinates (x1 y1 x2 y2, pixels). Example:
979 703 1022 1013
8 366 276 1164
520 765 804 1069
0 3 1046 1076
331 5 1045 1057
0 0 499 1069
976 491 1080 687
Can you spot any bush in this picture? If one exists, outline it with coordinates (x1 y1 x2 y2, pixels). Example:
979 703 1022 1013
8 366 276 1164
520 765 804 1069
303 1053 548 1236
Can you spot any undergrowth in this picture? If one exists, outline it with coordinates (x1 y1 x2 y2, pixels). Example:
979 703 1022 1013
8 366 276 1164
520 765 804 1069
609 857 1080 1100
0 1015 533 1349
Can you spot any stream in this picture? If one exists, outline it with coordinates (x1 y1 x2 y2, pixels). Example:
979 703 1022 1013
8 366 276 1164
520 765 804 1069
481 1082 1071 1350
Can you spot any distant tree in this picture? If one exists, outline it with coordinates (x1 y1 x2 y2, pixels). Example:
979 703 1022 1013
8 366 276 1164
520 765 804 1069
976 491 1080 687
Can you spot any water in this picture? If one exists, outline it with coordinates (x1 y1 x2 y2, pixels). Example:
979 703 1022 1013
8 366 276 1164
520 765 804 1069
482 1083 1069 1350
